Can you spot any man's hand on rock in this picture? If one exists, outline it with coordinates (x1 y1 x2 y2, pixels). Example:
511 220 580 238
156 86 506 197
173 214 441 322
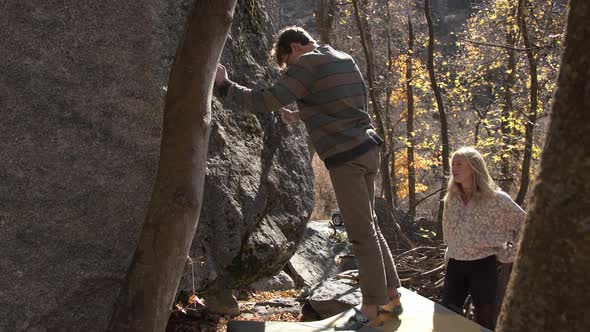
215 64 228 87
281 108 301 125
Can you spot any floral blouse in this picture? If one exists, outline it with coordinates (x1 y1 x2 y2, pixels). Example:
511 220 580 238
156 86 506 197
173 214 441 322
443 190 526 263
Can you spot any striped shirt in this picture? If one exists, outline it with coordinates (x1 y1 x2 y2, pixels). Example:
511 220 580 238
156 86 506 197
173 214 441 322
443 191 526 263
217 45 381 166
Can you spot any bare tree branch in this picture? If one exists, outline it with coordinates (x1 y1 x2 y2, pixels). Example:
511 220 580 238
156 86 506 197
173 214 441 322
458 37 533 51
400 187 445 223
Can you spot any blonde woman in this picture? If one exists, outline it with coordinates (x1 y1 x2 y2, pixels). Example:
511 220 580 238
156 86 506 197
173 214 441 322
441 147 525 329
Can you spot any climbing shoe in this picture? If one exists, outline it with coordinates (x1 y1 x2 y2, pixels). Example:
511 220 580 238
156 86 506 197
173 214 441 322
335 308 369 331
379 293 403 316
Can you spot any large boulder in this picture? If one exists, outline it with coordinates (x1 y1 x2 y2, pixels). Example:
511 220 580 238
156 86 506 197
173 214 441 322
249 271 296 292
287 222 349 288
307 273 362 318
0 0 313 329
178 0 313 307
1 1 176 329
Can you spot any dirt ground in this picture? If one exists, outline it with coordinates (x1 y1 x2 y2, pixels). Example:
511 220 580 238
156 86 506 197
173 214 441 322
166 242 447 331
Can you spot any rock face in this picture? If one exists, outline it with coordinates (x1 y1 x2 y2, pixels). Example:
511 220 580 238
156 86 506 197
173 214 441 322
287 222 351 288
308 274 362 318
249 271 296 292
277 0 316 32
179 0 313 302
0 0 313 330
1 1 174 329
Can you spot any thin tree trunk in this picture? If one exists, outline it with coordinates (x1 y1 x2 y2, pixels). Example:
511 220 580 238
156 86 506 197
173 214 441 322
424 0 450 239
352 0 413 248
108 1 237 331
314 0 335 45
500 8 518 194
386 5 398 207
406 16 417 220
351 0 393 210
497 1 590 330
312 0 336 164
359 0 376 67
515 0 539 206
495 4 519 322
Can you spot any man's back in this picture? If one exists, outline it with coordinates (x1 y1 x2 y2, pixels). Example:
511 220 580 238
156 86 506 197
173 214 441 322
216 44 380 164
295 45 373 161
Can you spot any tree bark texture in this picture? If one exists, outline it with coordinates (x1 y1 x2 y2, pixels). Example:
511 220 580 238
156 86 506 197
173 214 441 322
495 5 520 322
108 1 237 331
352 0 414 248
351 0 394 211
497 1 590 330
314 0 335 45
405 16 417 220
500 4 518 193
424 0 450 239
515 0 539 206
309 0 336 162
386 5 398 207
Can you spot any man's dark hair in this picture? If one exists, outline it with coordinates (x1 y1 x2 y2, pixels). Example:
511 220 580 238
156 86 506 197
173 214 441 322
272 26 316 68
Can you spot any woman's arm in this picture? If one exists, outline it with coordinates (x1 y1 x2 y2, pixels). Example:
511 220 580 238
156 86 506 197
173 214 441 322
496 191 527 263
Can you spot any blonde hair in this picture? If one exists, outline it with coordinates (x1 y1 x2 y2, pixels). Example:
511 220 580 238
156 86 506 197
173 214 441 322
444 147 498 203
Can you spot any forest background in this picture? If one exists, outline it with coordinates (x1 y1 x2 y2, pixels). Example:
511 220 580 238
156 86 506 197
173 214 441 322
2 1 585 331
271 0 567 230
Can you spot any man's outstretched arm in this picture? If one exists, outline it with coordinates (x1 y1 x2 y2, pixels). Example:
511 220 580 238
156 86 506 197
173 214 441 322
213 63 313 114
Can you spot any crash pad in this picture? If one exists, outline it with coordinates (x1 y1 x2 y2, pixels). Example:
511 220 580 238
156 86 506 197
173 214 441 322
227 287 492 332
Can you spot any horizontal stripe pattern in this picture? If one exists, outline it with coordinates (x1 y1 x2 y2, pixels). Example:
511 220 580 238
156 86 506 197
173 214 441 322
222 45 378 161
312 127 369 155
315 60 359 78
315 72 364 89
299 95 367 118
302 83 366 105
305 107 367 131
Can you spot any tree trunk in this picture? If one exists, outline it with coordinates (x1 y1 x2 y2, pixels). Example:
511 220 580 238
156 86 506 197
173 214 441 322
500 5 518 193
497 1 590 330
405 16 417 220
351 0 394 211
386 5 398 207
108 1 237 331
495 5 520 322
515 0 539 206
310 0 335 163
424 0 450 239
352 0 414 248
314 0 335 45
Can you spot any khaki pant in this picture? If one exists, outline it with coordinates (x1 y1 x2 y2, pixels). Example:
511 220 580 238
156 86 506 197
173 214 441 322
328 146 400 305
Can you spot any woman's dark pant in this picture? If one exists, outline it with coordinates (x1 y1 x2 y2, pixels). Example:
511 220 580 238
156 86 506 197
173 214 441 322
442 255 498 329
